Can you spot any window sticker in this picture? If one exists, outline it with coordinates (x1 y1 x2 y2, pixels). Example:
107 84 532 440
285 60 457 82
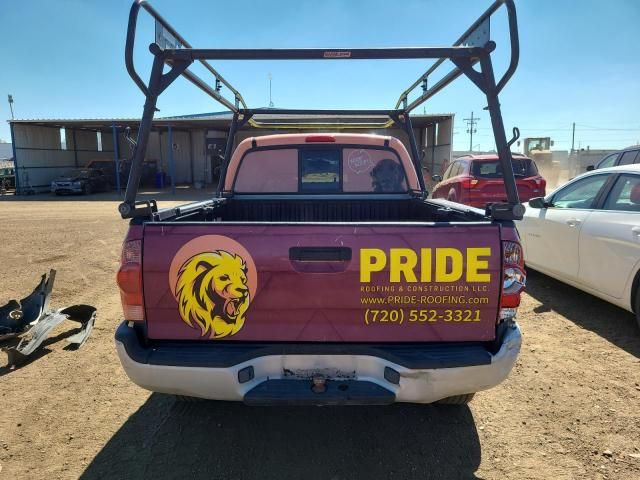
347 149 374 174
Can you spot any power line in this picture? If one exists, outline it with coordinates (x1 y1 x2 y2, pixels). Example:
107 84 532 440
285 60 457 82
474 127 573 132
472 125 640 132
575 123 640 131
452 118 639 152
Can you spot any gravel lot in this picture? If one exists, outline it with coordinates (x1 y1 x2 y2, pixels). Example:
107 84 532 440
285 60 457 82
1 197 639 480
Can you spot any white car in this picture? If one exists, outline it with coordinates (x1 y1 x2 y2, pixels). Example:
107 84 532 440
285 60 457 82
517 164 640 328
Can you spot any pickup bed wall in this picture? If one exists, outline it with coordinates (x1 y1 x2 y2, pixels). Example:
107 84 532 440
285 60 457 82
142 223 502 342
194 198 478 223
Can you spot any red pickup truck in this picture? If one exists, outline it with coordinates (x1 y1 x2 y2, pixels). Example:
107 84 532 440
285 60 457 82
115 0 524 405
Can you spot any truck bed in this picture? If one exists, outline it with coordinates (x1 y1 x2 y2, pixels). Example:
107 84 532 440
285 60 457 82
161 196 484 223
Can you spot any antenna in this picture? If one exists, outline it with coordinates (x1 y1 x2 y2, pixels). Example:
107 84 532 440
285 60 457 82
268 73 274 108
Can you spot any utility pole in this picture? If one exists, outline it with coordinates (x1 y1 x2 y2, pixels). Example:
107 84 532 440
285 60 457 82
571 122 575 153
463 111 479 151
268 73 274 108
7 94 14 120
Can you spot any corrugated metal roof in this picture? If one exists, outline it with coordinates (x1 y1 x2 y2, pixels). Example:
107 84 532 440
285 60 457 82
8 117 141 124
6 112 453 130
160 111 231 119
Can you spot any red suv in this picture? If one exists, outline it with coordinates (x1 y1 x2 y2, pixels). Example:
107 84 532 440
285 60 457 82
431 154 546 208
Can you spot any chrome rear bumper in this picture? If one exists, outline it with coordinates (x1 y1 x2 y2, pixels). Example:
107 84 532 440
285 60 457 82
115 321 521 405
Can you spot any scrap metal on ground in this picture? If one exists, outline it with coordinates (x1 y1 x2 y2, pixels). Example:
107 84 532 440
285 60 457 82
0 270 96 367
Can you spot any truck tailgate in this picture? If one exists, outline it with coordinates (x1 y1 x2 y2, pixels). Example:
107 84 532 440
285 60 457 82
142 223 501 342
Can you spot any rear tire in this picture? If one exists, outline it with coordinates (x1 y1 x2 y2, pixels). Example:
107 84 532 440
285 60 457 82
435 393 475 405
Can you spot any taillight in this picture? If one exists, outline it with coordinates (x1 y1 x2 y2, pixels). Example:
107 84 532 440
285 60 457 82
116 238 144 321
503 241 522 265
533 177 546 190
500 240 526 318
460 176 479 189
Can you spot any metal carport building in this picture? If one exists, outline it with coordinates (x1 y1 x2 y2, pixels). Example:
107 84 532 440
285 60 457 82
8 112 453 195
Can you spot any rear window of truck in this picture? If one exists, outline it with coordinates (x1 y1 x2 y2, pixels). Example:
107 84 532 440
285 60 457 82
233 146 409 193
471 158 538 179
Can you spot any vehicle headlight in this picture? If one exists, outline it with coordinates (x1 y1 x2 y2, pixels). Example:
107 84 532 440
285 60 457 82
72 181 82 187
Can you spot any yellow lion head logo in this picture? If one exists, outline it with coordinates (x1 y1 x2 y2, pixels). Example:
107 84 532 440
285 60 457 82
175 250 250 339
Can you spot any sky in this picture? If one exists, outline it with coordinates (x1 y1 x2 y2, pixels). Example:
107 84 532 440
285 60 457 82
1 0 639 152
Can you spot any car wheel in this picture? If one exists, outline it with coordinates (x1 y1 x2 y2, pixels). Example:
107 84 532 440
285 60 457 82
435 393 475 405
83 184 92 195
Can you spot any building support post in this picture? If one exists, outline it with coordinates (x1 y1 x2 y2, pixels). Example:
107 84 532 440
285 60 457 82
431 124 437 175
72 129 79 167
112 125 121 195
9 122 20 195
168 125 176 195
188 130 194 184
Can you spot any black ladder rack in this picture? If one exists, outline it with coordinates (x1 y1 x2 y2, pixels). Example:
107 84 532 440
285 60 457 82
120 0 524 221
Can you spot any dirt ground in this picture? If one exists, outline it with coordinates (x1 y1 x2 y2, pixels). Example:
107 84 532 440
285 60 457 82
0 196 639 480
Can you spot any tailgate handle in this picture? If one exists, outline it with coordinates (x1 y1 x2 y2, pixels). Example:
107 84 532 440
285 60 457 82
289 247 352 262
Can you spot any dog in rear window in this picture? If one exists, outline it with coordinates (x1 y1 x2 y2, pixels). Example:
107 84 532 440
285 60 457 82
371 159 404 192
